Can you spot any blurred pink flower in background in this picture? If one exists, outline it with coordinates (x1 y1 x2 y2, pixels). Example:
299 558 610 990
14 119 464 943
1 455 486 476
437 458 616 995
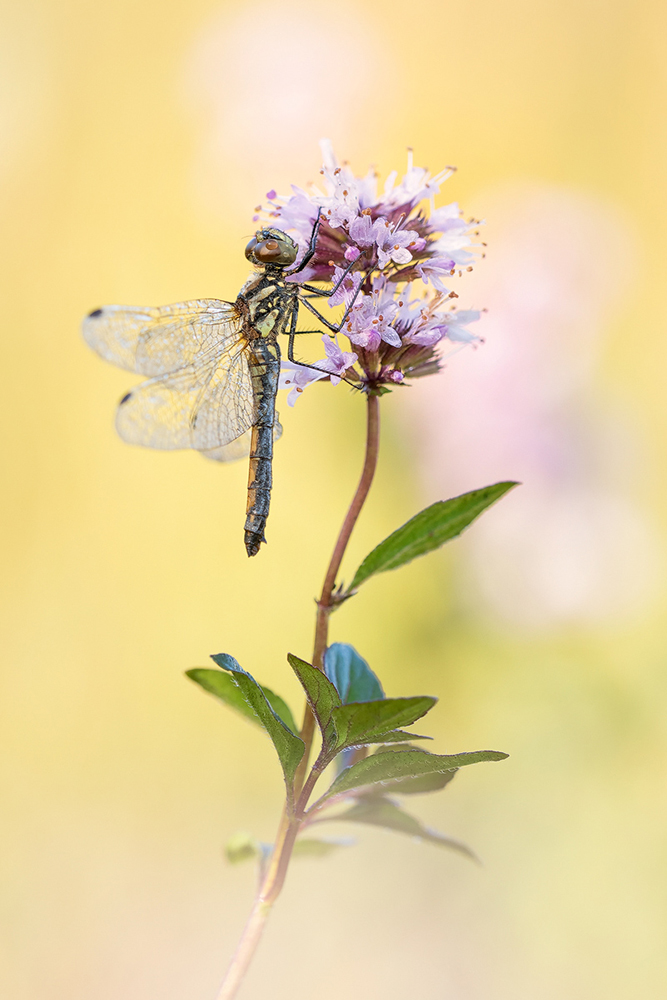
399 184 662 628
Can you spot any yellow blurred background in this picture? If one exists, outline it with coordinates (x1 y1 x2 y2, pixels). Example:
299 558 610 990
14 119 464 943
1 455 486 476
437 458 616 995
2 0 666 997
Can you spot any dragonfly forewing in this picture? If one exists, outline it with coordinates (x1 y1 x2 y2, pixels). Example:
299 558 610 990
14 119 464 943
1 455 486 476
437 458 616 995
82 299 242 376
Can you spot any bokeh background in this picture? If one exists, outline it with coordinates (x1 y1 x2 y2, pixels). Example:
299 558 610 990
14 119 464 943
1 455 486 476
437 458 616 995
2 0 666 997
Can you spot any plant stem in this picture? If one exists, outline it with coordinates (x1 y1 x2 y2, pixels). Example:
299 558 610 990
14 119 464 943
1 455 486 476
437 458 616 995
213 391 380 1000
213 811 297 1000
294 390 381 791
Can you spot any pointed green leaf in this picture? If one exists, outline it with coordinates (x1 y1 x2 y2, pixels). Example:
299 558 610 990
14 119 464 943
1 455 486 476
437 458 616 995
324 644 384 703
331 696 436 750
292 836 354 858
319 748 508 803
209 654 305 789
287 653 341 749
187 669 298 734
348 482 519 591
327 796 478 862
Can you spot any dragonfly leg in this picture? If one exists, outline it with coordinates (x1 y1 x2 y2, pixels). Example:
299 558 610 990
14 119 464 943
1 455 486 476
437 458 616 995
286 301 358 387
298 297 339 333
299 254 361 299
286 298 311 368
285 208 323 276
286 300 323 372
298 271 364 334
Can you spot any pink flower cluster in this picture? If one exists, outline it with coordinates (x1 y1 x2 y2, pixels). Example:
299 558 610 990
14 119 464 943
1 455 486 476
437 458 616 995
255 141 485 397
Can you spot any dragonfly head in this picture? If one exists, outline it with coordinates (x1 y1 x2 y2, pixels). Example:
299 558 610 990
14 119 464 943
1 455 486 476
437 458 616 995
245 228 298 268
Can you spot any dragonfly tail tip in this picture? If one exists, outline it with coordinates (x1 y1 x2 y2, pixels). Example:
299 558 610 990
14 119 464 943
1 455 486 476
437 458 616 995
244 531 267 557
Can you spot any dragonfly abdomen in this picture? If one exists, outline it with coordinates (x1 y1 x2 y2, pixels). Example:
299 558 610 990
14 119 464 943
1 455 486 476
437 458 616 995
244 340 281 557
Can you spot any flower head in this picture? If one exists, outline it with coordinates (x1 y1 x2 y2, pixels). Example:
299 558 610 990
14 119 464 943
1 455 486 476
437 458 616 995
259 141 486 392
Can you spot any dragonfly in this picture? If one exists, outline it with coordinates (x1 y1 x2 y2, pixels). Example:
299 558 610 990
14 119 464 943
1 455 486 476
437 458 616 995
82 212 362 556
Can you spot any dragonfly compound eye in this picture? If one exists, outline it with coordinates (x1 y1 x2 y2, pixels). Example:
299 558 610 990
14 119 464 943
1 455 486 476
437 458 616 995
246 235 298 266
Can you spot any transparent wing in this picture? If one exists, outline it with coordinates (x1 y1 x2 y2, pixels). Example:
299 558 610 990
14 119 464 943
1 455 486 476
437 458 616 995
115 339 257 452
200 413 283 463
82 299 242 376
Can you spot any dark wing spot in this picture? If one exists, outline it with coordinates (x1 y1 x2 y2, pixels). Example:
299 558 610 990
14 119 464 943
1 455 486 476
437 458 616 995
88 308 103 318
119 391 132 405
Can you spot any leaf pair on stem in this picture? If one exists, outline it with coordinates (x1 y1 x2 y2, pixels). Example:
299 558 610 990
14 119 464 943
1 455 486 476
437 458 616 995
188 644 506 860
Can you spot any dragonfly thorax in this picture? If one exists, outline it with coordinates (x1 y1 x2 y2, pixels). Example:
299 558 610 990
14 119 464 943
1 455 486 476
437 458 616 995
239 272 295 340
245 228 298 268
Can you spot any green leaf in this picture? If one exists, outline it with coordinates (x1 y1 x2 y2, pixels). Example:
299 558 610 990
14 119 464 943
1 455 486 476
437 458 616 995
324 644 384 703
319 748 509 803
186 668 298 735
208 654 305 790
331 696 436 750
348 482 519 591
379 766 457 793
261 690 298 735
287 653 341 750
187 669 259 726
292 836 354 858
368 744 458 793
326 797 478 862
